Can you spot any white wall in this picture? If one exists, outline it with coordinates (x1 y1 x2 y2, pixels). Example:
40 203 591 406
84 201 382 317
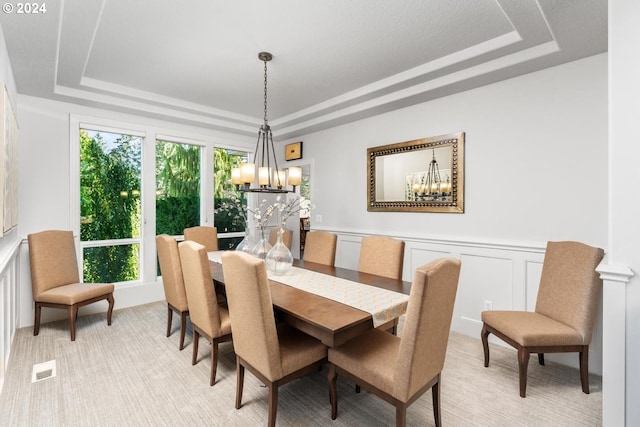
610 0 640 425
293 54 608 249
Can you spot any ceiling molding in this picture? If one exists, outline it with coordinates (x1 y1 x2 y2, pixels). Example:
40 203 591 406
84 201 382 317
0 0 606 139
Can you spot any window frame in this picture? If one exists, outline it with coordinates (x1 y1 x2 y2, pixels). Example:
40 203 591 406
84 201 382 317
70 114 254 285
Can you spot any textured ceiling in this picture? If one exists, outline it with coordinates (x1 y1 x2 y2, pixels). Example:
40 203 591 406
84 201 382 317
0 0 607 140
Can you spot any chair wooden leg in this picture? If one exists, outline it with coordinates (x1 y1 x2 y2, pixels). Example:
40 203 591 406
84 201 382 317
580 346 590 394
267 384 278 427
166 305 173 337
481 323 490 367
396 404 407 427
33 303 42 336
106 294 114 325
538 353 545 365
192 330 199 365
432 375 441 427
517 347 530 397
328 364 338 420
235 359 244 409
179 312 187 351
69 305 78 341
394 405 407 427
210 342 218 386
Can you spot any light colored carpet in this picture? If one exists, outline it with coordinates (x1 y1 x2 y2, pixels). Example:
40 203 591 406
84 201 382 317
0 302 601 426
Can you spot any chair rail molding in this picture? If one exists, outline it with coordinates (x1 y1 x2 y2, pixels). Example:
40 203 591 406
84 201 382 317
596 263 633 427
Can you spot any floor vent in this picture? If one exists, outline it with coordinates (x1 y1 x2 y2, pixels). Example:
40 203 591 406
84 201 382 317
31 360 56 383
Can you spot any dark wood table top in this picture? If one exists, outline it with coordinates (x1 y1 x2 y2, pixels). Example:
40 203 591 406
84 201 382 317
209 257 411 348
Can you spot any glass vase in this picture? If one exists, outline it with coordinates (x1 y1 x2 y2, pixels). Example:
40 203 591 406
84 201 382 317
252 228 272 259
235 221 255 254
266 228 293 275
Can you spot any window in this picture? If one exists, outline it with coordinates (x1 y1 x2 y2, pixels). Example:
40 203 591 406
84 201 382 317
74 117 253 285
214 147 248 249
156 139 201 235
79 129 142 283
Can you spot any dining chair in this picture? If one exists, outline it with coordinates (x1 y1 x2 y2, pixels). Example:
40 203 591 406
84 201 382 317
221 251 328 427
358 235 406 334
156 234 190 350
178 240 232 386
27 230 115 341
269 228 293 250
303 231 337 266
328 258 462 427
358 235 405 280
183 226 219 252
481 241 604 397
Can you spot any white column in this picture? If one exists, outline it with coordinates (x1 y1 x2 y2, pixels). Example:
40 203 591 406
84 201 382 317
596 263 633 427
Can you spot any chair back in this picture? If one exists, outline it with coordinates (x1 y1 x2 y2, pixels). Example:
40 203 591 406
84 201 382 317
184 226 219 252
269 228 293 250
358 236 405 280
156 234 189 312
221 251 283 381
534 241 605 344
178 241 225 338
394 258 461 401
28 230 81 299
303 231 337 266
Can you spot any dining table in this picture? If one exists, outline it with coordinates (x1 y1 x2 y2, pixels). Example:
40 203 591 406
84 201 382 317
208 252 411 348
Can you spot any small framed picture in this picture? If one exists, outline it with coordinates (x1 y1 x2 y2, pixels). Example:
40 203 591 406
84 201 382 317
285 141 303 161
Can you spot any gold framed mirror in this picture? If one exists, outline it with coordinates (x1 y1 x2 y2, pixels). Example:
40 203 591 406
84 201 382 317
367 132 464 213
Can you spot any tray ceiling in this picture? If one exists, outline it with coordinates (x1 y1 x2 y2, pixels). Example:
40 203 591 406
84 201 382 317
0 0 607 139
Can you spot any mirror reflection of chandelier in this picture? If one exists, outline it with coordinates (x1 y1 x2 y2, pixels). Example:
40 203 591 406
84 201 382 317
232 52 301 194
411 149 451 201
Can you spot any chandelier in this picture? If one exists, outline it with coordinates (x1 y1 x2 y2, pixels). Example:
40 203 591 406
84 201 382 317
411 148 451 201
232 52 301 193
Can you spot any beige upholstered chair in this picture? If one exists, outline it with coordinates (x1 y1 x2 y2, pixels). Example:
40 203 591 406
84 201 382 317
221 251 327 427
303 231 337 266
358 235 405 280
27 230 115 341
481 241 604 397
328 258 462 427
178 241 232 386
268 228 293 250
183 226 219 252
358 235 406 334
156 234 190 350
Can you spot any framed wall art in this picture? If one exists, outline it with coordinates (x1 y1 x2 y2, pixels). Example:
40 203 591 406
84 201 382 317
1 84 19 236
285 141 302 161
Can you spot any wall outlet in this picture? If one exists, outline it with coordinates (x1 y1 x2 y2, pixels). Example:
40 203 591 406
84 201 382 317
315 214 323 223
483 300 493 311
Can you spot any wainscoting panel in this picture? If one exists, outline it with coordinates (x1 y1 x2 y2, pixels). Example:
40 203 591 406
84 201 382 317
525 260 544 311
407 245 453 276
0 238 20 393
335 234 363 271
454 253 514 337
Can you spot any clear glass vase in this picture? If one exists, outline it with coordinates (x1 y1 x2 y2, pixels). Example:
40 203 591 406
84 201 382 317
252 229 272 259
266 228 294 275
235 221 255 254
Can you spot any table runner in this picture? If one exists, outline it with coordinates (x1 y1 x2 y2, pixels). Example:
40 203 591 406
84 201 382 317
208 251 409 328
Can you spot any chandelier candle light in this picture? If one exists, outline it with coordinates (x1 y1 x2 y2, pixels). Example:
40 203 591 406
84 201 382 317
231 52 302 194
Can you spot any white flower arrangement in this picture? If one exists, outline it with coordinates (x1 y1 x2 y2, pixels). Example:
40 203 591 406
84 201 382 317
248 198 276 237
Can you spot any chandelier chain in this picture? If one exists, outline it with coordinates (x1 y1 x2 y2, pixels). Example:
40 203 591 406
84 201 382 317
263 58 268 125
